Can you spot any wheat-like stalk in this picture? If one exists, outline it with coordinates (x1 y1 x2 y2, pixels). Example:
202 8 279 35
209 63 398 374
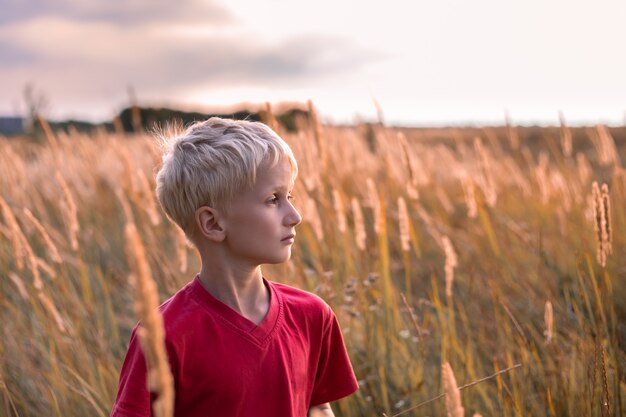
460 175 478 218
333 189 347 234
591 182 612 267
0 196 25 270
304 195 324 242
474 137 497 207
174 225 188 274
124 221 174 417
351 197 366 251
505 112 519 150
55 171 80 251
263 102 280 132
442 236 458 298
398 197 410 252
559 112 573 158
544 300 554 344
601 184 612 256
8 272 30 301
442 362 465 417
367 178 382 235
308 100 327 170
37 291 67 334
22 208 62 264
135 169 162 226
13 216 44 290
397 132 419 200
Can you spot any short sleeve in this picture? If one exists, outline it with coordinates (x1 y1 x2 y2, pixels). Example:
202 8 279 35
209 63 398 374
309 306 359 406
110 326 153 417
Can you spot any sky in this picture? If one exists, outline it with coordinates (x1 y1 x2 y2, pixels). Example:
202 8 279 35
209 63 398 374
1 0 625 126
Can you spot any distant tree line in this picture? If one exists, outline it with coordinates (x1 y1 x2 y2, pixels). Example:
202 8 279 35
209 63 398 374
28 105 310 137
116 105 311 134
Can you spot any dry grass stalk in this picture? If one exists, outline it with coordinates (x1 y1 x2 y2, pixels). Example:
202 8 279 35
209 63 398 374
442 362 465 417
22 208 62 264
351 197 366 251
397 197 410 252
559 112 573 157
600 344 611 416
550 171 572 213
535 152 551 205
442 236 458 298
400 293 423 341
262 102 280 132
591 125 620 166
332 189 347 234
414 203 443 247
8 272 30 301
55 171 80 251
304 196 324 242
12 216 44 290
308 100 327 170
174 226 188 274
601 184 612 256
35 256 57 280
115 186 136 224
505 112 519 150
460 175 478 218
397 132 419 200
135 169 162 226
37 115 62 166
125 221 174 417
367 178 382 235
544 300 554 344
576 153 592 185
0 196 25 270
37 291 67 333
474 137 497 207
592 182 612 267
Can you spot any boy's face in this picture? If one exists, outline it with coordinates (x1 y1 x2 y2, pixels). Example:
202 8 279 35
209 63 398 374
220 158 302 266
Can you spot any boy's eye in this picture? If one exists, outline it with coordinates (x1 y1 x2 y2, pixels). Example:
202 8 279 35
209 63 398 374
268 195 280 204
267 193 294 205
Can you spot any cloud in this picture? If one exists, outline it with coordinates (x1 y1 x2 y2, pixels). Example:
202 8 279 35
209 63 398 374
0 15 384 118
0 0 233 25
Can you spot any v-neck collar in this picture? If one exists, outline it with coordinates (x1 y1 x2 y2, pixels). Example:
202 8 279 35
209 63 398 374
190 275 282 345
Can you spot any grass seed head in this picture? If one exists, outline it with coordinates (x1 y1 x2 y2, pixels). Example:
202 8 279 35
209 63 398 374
442 361 464 417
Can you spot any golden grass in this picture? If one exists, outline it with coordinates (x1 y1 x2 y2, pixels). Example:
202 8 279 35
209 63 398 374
0 119 624 417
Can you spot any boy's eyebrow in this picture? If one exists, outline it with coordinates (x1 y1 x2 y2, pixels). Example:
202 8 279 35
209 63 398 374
270 185 292 192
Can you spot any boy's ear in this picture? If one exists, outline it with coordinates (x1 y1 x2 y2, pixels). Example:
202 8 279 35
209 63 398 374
195 206 226 242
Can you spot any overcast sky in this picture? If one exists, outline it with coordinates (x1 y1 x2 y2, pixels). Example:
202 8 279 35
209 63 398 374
1 0 625 126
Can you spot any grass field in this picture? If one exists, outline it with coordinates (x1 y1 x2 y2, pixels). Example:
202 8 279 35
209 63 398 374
0 115 624 416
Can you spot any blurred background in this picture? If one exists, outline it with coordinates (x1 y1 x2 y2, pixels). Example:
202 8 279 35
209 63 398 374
2 0 626 128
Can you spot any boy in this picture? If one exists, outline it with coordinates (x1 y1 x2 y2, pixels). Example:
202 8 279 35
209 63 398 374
111 117 358 417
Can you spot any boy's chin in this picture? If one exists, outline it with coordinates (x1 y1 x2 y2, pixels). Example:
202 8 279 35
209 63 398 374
263 251 292 265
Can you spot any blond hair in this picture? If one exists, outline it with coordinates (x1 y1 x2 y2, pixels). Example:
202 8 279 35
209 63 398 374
155 117 297 237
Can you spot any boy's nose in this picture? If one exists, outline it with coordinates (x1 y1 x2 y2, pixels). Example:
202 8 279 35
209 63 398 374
285 203 302 227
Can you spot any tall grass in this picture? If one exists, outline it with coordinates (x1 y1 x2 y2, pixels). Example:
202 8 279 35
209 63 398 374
0 118 624 416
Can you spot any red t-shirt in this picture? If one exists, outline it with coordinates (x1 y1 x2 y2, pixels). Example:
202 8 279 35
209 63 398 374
111 276 358 417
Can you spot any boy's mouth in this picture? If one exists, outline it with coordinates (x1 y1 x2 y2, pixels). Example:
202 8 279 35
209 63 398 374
281 233 296 242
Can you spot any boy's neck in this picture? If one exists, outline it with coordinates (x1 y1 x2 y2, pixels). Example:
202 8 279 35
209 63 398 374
197 264 270 325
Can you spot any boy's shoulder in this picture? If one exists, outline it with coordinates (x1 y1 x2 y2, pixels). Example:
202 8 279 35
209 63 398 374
267 279 334 320
156 279 201 333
